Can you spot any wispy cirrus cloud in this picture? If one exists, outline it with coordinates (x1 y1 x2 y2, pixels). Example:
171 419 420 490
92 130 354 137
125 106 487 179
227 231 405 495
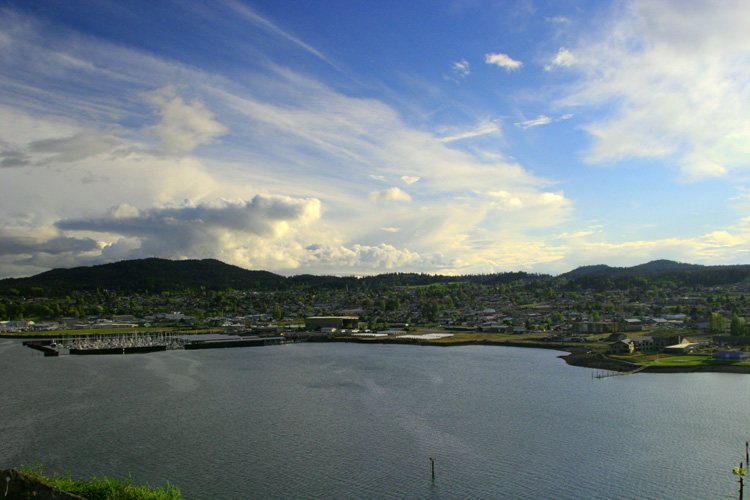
515 114 573 130
440 121 500 142
220 0 343 72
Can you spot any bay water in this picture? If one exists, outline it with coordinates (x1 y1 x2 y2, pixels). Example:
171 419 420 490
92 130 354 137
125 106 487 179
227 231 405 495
1 339 748 499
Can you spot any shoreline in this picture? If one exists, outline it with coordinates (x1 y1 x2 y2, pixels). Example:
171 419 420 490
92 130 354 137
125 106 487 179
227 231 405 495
7 333 750 374
310 336 750 374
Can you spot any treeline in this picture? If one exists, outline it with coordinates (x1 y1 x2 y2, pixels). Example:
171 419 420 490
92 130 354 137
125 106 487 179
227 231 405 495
562 267 750 292
1 258 750 298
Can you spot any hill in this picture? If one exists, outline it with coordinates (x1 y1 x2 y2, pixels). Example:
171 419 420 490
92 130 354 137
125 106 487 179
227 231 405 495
2 258 750 297
0 258 286 295
560 259 702 279
560 260 750 289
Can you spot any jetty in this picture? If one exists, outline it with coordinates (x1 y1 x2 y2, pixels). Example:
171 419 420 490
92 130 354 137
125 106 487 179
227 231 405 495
595 365 649 378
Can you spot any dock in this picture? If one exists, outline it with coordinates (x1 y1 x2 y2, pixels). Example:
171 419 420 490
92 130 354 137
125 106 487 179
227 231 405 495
596 365 648 378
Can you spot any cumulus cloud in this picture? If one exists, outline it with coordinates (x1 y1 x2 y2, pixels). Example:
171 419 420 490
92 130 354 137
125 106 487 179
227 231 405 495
143 86 228 155
368 187 412 203
0 232 100 256
55 195 321 262
304 243 423 270
545 47 575 70
485 52 523 71
489 190 523 209
0 5 578 277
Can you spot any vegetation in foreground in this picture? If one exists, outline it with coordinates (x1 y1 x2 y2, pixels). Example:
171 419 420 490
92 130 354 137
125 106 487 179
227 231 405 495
19 465 182 500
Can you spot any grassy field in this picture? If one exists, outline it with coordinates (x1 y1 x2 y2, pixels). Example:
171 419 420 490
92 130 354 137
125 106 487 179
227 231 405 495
19 465 182 500
611 353 749 366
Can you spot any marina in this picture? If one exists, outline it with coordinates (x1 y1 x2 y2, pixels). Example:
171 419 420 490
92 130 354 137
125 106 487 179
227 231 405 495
22 332 287 356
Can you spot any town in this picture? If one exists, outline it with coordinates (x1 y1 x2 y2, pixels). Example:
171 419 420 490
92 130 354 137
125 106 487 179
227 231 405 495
3 259 750 362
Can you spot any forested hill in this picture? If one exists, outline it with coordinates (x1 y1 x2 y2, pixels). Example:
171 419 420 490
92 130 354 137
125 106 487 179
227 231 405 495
1 258 750 296
559 259 702 279
0 258 286 295
0 258 544 296
558 260 750 290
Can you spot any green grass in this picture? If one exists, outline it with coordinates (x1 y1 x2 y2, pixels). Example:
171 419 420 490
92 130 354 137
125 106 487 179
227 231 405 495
18 465 182 500
611 353 750 367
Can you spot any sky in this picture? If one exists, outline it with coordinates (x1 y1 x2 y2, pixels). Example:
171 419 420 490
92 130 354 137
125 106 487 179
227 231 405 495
1 0 750 279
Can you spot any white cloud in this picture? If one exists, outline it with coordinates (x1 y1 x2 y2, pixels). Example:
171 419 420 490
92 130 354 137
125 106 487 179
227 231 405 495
559 0 750 180
0 4 580 277
545 47 575 71
542 219 750 274
222 0 342 72
49 196 323 269
488 190 523 209
515 116 552 130
546 16 571 24
440 120 500 142
484 52 523 71
451 59 471 78
368 187 412 203
304 243 424 271
143 86 228 155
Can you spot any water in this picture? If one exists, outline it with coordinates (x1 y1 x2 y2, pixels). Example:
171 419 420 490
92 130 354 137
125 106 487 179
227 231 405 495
1 339 749 499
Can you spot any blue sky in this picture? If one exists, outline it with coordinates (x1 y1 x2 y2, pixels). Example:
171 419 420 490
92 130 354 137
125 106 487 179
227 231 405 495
1 0 750 278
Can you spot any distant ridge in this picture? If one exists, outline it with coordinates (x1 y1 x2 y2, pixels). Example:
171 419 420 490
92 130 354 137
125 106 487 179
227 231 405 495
560 259 702 279
559 259 750 289
1 258 750 296
0 258 285 294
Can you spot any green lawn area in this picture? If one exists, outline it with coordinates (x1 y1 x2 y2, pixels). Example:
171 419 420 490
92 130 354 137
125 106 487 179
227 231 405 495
18 465 182 500
612 353 750 367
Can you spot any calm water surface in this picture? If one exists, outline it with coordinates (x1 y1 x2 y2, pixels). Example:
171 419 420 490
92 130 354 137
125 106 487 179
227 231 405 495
1 339 749 499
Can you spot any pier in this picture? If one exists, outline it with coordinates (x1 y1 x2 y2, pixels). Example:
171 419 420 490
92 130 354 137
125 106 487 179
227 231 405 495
595 365 648 378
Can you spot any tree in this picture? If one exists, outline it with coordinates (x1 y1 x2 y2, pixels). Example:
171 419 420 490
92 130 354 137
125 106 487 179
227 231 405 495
731 314 745 336
711 313 725 333
272 303 283 321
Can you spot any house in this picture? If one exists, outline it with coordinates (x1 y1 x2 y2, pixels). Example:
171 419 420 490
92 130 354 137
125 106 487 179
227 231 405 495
622 318 643 332
663 340 699 354
609 339 634 354
630 336 655 351
572 321 615 334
